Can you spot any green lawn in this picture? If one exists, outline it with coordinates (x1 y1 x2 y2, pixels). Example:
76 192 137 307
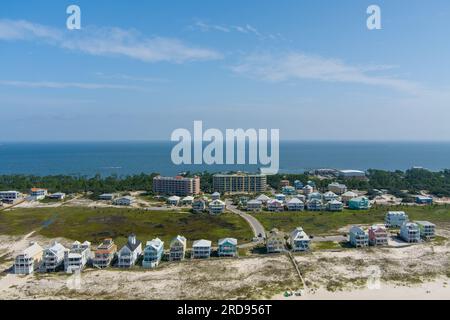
0 207 254 247
252 205 450 236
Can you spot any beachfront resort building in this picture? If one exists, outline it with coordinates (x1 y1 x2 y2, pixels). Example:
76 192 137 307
368 225 389 246
400 222 421 243
212 173 267 194
247 199 263 212
209 199 226 215
64 241 91 273
152 175 201 197
30 188 48 200
328 182 348 195
327 200 344 212
306 198 323 211
415 221 436 240
169 235 187 261
118 234 142 268
218 238 238 257
93 239 117 269
167 196 181 206
42 242 66 272
385 211 409 228
14 242 43 275
267 199 284 212
348 196 370 210
142 238 164 268
192 198 206 213
289 227 310 252
349 226 369 248
113 196 134 206
0 191 21 204
266 229 285 253
192 240 212 259
287 198 304 211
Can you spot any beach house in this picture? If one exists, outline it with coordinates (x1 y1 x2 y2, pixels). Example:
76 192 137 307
192 239 212 259
142 238 164 268
385 211 409 228
99 193 115 201
348 196 370 210
286 198 304 211
0 190 21 204
341 191 358 204
93 239 117 268
169 235 187 261
400 222 421 243
266 229 285 253
275 194 286 202
267 199 284 212
294 180 304 190
349 226 369 248
211 192 221 201
282 186 297 195
323 191 339 202
415 196 433 205
30 188 48 200
48 192 66 200
302 185 314 196
306 198 323 211
118 234 142 268
167 195 181 206
368 225 389 246
209 199 226 215
256 194 271 204
192 198 206 213
14 242 43 275
42 242 66 272
328 182 347 195
181 196 194 205
326 200 344 212
218 238 238 257
415 221 436 240
308 192 322 201
247 199 263 212
113 196 134 206
289 227 310 252
64 241 91 273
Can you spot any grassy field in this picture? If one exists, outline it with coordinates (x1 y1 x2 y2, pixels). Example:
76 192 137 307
0 207 254 247
252 205 450 236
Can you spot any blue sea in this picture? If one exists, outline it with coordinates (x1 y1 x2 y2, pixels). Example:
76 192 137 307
0 141 449 176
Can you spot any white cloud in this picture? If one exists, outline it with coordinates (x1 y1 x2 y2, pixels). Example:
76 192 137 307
231 52 422 94
0 80 142 90
0 19 222 63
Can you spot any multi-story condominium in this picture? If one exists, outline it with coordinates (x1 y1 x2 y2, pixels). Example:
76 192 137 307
48 192 66 200
218 238 238 257
99 193 115 201
338 170 366 179
286 198 304 211
275 194 286 202
169 235 187 261
400 222 421 243
415 196 433 205
30 188 48 200
113 196 134 206
282 186 296 195
212 173 267 194
302 185 314 196
266 229 285 253
64 241 91 273
181 196 194 205
192 198 206 213
415 221 436 240
142 238 164 268
153 175 200 196
368 225 389 246
211 192 221 201
192 239 212 259
349 226 369 248
247 199 263 212
323 191 339 202
0 191 21 203
267 199 284 212
326 200 344 212
42 242 66 272
328 182 348 195
289 227 310 252
209 199 226 215
385 211 409 228
306 198 323 211
14 242 43 275
118 234 142 268
348 196 370 210
341 191 358 204
167 196 181 206
93 239 117 269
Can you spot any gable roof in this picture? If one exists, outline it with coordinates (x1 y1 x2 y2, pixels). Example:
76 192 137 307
256 194 271 201
193 239 211 247
218 238 237 246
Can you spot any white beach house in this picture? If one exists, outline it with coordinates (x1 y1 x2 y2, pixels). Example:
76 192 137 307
385 211 409 228
64 241 91 273
14 242 43 275
42 242 66 272
209 199 225 215
192 239 212 259
286 198 304 211
169 235 187 261
247 199 263 212
289 227 310 252
400 222 421 243
118 234 142 268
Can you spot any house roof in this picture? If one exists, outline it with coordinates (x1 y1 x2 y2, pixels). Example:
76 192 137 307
256 194 271 201
342 191 358 197
415 220 435 227
170 235 187 246
209 199 225 206
324 191 337 196
218 238 237 246
291 227 309 240
168 196 181 201
287 198 303 204
126 239 142 252
193 239 211 247
350 226 366 234
182 196 194 201
47 242 65 253
387 211 407 216
247 199 262 205
328 200 343 205
145 238 163 250
22 242 43 257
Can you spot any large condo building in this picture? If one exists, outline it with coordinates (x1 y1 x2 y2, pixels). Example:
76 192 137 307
212 173 267 194
152 176 200 196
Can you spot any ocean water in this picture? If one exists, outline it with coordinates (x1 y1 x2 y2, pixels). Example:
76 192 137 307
0 141 449 176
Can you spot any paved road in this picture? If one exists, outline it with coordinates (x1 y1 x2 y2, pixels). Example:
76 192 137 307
226 200 266 239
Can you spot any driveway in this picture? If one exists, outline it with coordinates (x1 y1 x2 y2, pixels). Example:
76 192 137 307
226 200 266 239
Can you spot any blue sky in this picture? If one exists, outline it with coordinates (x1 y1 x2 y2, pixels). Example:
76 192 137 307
1 0 450 141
